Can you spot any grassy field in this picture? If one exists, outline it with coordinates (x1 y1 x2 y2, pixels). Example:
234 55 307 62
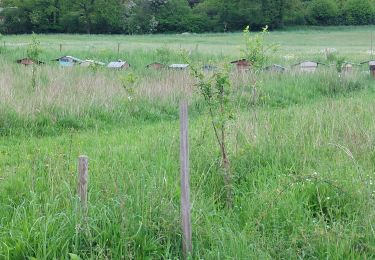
2 25 374 63
0 26 375 259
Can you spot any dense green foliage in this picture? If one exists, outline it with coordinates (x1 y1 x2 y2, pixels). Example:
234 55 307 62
308 0 339 25
342 0 375 25
0 0 374 34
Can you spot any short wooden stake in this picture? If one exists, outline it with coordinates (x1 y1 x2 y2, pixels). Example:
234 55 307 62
180 100 192 259
117 43 120 54
78 155 89 213
59 43 62 52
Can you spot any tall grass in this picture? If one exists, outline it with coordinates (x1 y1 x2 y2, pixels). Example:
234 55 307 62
1 54 373 136
1 94 374 258
1 30 375 259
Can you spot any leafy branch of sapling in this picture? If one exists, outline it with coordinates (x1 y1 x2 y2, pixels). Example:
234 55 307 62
188 58 235 208
242 25 278 70
325 50 347 73
242 25 278 104
335 56 346 73
27 33 42 89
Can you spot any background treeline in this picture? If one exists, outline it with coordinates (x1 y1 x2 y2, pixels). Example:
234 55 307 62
0 0 374 34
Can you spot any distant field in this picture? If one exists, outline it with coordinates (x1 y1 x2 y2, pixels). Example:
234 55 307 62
2 25 374 62
0 27 375 259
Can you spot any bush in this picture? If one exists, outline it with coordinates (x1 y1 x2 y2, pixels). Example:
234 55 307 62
342 0 375 25
308 0 339 25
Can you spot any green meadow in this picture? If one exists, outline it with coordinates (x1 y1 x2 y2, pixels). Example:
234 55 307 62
0 26 375 259
2 25 374 61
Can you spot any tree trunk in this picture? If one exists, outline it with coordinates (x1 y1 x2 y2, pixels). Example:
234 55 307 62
220 126 233 208
219 87 233 208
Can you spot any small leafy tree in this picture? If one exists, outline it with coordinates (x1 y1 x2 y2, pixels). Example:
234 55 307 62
156 46 173 64
241 25 278 70
242 25 278 104
324 49 346 73
335 57 346 73
189 62 235 208
27 33 41 89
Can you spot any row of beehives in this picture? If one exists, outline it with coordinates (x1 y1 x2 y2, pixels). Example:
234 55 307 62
16 55 189 70
16 56 375 76
231 59 375 76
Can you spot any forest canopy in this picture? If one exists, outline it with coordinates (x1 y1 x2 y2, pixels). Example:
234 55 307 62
0 0 374 34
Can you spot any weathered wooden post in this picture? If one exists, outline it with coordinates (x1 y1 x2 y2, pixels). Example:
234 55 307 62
59 43 62 52
117 43 120 54
180 100 192 259
78 155 89 213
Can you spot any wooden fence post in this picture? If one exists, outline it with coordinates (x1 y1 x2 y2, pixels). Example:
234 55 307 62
180 100 192 259
78 155 89 213
117 43 120 54
59 43 62 52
